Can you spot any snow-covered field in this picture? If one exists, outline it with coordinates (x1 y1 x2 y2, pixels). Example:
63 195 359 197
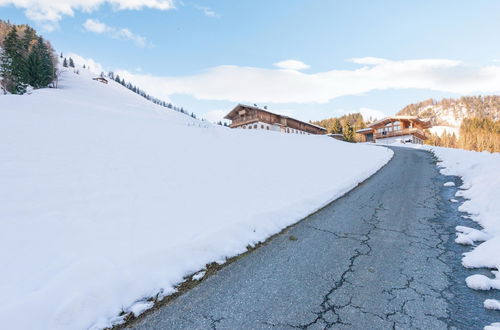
0 68 393 330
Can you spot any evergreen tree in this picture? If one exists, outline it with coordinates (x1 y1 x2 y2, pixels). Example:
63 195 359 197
69 57 75 68
0 26 27 94
343 122 355 142
63 57 68 67
332 118 343 134
27 36 54 88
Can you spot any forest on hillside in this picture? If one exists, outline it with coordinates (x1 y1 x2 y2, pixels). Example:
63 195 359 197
311 113 366 142
398 96 500 126
397 95 500 152
0 20 57 94
426 117 500 153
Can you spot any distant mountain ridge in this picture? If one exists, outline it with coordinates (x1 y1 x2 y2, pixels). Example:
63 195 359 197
396 96 500 127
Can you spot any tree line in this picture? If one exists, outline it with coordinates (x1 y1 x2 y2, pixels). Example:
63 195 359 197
426 118 500 153
311 113 367 142
108 71 197 118
0 21 57 94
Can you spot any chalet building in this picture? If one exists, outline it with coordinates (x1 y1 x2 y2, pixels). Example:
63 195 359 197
224 104 326 135
356 116 431 144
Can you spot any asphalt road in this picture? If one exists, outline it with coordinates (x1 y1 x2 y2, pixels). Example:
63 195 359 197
128 147 499 329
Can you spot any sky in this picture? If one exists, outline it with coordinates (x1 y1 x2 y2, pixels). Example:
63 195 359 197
1 0 500 122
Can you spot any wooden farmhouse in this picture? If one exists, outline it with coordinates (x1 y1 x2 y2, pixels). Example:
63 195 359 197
356 116 431 144
224 104 326 135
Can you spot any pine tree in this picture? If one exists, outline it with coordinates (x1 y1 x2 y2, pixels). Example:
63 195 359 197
26 36 54 88
343 122 354 142
63 57 68 67
0 26 27 94
332 118 343 134
69 57 75 68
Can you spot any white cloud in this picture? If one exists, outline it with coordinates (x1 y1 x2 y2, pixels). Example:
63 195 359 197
194 5 219 17
114 57 500 105
274 59 310 71
83 19 147 47
83 18 108 33
0 0 175 27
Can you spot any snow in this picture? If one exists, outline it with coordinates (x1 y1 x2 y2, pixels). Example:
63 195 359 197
429 125 460 137
0 67 393 330
192 271 206 281
466 273 500 291
443 181 455 187
129 301 154 317
486 323 500 330
485 299 500 311
455 226 491 246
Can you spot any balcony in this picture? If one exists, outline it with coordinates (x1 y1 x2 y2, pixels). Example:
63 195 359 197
230 115 261 128
374 128 426 140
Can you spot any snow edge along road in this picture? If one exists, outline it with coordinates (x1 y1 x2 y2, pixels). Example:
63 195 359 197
111 147 395 330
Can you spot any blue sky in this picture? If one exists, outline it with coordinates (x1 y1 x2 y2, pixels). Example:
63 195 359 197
2 0 500 122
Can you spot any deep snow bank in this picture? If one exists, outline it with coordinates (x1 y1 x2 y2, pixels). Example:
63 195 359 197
0 69 393 330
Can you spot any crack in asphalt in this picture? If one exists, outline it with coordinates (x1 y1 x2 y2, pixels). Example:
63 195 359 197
285 201 385 329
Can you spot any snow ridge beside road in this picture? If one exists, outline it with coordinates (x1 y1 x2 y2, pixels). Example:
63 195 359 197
0 68 393 330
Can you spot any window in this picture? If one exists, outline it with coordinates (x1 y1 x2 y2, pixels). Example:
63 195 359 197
249 126 252 129
287 128 290 133
266 126 269 130
261 124 264 129
254 124 257 129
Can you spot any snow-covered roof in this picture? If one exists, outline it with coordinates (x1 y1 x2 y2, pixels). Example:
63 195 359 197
368 116 431 128
225 104 326 131
356 128 373 133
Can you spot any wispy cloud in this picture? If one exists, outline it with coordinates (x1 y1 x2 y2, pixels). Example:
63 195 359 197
0 0 175 29
83 19 147 47
115 57 500 104
194 4 219 17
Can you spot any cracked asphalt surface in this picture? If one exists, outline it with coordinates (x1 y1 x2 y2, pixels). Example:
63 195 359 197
128 147 499 329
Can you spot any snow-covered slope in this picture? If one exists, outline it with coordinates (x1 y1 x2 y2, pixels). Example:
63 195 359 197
0 68 393 330
397 96 500 136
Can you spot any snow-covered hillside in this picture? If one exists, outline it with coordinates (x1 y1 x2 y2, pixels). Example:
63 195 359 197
397 96 500 136
0 67 393 330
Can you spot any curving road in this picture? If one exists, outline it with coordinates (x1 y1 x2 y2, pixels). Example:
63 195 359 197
127 147 499 329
